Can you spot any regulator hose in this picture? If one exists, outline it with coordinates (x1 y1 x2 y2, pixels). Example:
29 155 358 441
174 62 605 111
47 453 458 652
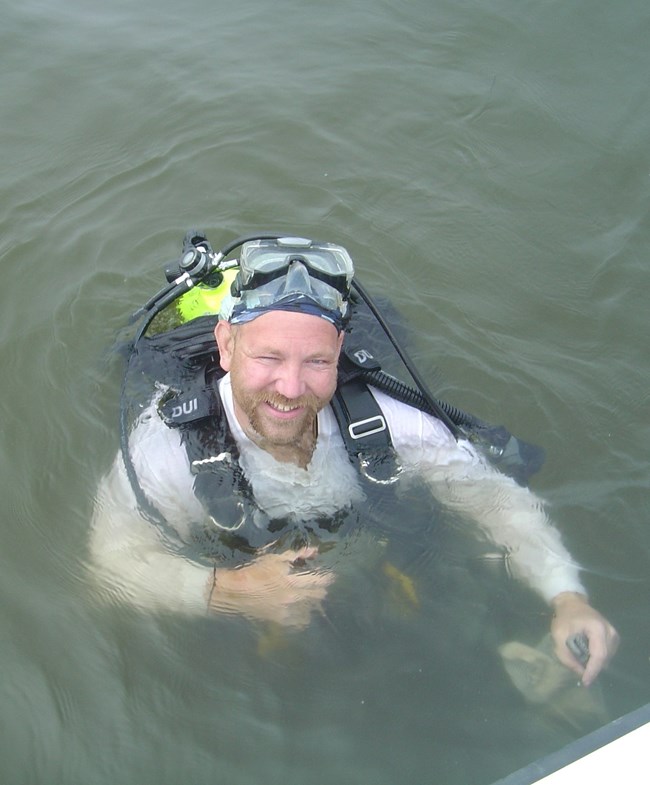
350 278 461 438
360 367 484 430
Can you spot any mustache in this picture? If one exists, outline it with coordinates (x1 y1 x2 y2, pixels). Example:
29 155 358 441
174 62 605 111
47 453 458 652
253 392 321 412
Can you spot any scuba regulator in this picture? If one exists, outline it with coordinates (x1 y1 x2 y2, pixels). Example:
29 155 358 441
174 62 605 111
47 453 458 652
130 230 287 343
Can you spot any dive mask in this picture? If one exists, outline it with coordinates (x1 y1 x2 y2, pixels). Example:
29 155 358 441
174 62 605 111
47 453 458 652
225 237 354 328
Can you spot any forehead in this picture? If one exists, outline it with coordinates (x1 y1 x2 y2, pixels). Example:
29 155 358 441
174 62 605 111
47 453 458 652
235 310 340 351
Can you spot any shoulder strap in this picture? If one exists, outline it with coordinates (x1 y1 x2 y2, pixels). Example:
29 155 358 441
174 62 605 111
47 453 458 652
160 376 258 532
331 344 402 485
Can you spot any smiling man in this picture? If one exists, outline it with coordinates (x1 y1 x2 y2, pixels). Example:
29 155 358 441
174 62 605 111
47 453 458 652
90 235 618 686
216 310 342 469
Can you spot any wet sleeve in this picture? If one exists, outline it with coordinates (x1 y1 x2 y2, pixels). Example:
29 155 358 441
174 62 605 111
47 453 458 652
89 455 213 615
372 389 587 604
421 454 587 603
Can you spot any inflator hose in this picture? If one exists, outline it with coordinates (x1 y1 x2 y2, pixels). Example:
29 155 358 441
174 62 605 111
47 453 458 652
361 368 485 430
350 278 462 437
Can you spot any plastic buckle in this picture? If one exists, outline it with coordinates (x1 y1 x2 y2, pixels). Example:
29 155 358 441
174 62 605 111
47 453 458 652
348 415 387 440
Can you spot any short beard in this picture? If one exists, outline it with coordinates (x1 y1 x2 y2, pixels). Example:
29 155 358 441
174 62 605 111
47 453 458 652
243 391 321 448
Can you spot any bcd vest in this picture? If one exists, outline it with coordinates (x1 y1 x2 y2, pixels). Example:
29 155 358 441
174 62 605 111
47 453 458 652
122 303 544 559
155 338 405 560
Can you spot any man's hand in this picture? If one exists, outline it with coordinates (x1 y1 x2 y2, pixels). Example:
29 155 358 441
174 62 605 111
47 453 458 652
550 592 619 686
208 547 332 628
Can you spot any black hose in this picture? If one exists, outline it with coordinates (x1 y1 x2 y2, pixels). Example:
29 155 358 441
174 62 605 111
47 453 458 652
216 231 286 259
361 368 485 430
350 278 461 437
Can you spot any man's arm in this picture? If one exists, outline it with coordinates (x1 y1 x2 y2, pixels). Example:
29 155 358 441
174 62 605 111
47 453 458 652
89 458 214 615
373 388 619 682
422 450 619 683
89 457 330 626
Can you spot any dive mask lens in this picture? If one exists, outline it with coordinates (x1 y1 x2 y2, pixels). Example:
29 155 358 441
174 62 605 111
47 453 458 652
239 237 354 293
231 260 347 320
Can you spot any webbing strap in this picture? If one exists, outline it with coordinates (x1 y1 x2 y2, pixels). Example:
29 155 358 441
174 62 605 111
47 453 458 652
332 345 402 484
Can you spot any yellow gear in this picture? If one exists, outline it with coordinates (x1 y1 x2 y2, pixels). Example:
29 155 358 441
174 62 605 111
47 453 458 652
176 268 238 323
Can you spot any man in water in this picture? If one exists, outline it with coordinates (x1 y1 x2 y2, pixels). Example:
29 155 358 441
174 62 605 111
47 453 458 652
90 237 618 686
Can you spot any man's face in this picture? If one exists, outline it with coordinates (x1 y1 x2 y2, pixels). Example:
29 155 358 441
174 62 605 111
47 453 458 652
215 311 343 450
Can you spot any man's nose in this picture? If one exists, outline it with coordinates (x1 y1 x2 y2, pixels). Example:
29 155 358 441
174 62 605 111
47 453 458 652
275 362 306 399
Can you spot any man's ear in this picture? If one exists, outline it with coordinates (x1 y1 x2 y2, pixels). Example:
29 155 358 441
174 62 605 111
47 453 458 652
214 320 234 371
